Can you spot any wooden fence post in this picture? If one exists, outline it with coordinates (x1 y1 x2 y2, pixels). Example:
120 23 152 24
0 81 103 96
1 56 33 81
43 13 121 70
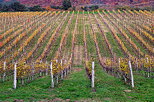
56 60 59 84
3 61 6 82
32 62 35 80
128 60 134 88
92 61 95 88
61 60 63 79
14 63 17 89
50 62 54 88
146 57 150 78
64 60 67 77
46 61 48 76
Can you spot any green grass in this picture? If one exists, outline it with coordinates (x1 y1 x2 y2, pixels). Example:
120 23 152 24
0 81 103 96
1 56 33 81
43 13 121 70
106 32 124 57
124 29 148 54
85 25 97 57
76 15 84 45
112 11 149 55
131 26 154 47
70 11 103 14
0 63 154 101
62 14 76 55
0 14 56 61
96 32 111 57
35 13 67 61
116 33 137 56
0 12 153 102
46 34 62 61
14 25 45 61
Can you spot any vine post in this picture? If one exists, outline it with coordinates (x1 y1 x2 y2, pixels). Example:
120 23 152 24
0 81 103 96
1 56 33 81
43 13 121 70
56 60 59 84
61 59 63 79
3 61 6 82
146 57 150 78
50 62 54 88
46 61 48 76
92 61 95 88
64 60 67 77
14 62 17 89
128 60 134 88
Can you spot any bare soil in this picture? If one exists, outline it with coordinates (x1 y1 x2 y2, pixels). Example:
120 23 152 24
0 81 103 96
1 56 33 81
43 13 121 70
73 45 84 65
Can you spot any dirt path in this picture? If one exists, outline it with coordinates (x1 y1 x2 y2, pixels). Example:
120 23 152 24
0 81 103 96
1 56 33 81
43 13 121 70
73 45 84 65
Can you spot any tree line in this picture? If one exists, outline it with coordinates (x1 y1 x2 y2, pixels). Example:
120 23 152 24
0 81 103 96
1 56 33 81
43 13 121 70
0 0 72 12
0 2 45 12
50 0 72 10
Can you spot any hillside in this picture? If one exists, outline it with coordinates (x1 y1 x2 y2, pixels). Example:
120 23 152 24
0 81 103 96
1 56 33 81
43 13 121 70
0 10 153 101
1 0 153 7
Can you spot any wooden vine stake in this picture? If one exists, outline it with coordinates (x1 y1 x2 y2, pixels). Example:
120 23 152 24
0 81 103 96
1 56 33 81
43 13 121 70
64 60 67 77
128 60 134 88
61 60 63 79
32 62 35 80
146 57 150 78
14 63 17 89
3 61 6 82
46 61 48 76
92 61 95 88
50 62 54 88
56 60 59 84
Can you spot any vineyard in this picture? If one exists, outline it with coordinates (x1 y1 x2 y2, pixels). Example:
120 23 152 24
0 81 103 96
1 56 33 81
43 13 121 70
0 10 154 101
